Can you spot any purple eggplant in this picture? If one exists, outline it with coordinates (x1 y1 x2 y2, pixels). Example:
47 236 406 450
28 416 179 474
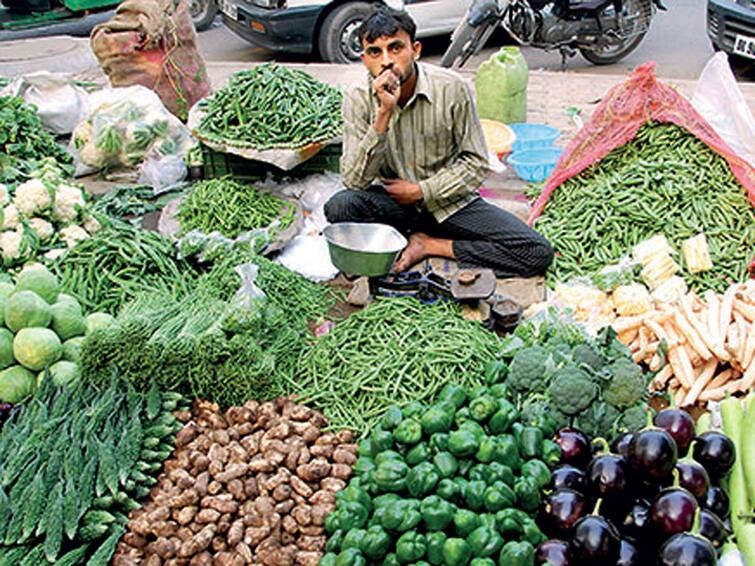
693 431 735 479
659 532 717 566
536 539 571 566
653 409 695 454
539 489 589 538
651 487 698 538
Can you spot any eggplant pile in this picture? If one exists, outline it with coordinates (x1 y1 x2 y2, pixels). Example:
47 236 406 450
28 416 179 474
535 409 736 566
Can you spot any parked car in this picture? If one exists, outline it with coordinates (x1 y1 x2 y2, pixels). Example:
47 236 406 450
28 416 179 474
707 0 755 61
217 0 472 63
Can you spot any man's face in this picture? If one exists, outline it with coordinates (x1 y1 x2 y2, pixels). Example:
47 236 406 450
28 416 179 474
360 29 421 85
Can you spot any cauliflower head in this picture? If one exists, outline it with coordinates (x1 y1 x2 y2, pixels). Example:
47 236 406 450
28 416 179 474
83 215 102 235
547 366 599 416
60 225 89 248
14 179 53 216
3 204 19 231
0 184 8 206
603 358 647 409
0 230 22 261
28 218 54 241
53 184 86 225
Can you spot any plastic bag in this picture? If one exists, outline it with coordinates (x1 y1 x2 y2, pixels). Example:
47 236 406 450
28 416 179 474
0 72 89 135
90 0 211 121
276 234 338 282
692 53 755 167
528 63 755 224
234 263 266 308
70 85 194 176
138 154 187 191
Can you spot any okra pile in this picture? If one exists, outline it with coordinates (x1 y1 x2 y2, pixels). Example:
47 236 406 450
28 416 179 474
0 377 190 565
534 122 755 293
196 64 343 151
321 381 560 565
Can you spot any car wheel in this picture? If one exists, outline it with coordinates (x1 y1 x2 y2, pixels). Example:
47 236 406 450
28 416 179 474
318 2 373 64
190 0 218 32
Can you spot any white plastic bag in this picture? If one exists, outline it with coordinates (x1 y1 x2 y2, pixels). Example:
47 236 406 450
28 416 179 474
276 234 338 282
691 53 755 166
0 72 89 135
138 154 187 191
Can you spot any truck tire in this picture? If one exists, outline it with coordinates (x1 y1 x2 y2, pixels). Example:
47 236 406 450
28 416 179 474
190 0 218 32
318 1 373 64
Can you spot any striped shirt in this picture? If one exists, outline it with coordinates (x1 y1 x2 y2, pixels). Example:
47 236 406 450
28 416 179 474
340 62 489 223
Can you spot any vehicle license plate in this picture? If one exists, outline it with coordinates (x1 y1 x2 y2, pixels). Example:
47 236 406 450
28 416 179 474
733 34 755 60
218 0 238 21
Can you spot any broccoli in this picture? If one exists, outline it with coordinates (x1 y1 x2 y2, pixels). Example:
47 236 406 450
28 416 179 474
573 402 621 439
596 326 633 362
603 358 647 409
520 398 548 426
619 403 651 433
547 366 599 416
571 343 605 373
507 345 550 394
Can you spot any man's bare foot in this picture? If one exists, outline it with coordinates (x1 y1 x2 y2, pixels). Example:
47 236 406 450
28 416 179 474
393 233 455 272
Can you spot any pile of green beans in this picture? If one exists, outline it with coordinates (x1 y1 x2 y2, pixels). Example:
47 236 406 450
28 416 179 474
534 122 755 293
178 177 294 239
196 64 343 150
283 297 503 434
50 221 197 315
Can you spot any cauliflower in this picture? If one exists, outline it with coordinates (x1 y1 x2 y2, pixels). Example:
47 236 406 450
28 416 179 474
53 184 86 225
43 248 66 261
0 184 8 206
83 215 102 235
79 141 104 168
14 179 53 216
0 230 22 261
60 225 89 248
3 204 19 230
27 218 54 241
73 120 93 150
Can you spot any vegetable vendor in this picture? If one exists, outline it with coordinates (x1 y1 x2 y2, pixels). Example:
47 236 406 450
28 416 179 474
324 6 554 277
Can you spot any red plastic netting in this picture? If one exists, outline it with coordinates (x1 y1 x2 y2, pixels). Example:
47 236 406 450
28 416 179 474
527 62 755 226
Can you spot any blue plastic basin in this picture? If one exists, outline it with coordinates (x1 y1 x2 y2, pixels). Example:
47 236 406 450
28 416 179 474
508 123 561 153
508 148 563 183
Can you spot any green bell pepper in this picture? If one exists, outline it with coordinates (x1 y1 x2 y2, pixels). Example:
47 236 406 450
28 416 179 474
541 439 562 467
407 442 431 466
483 482 516 512
336 501 369 530
341 528 367 550
360 525 391 560
459 458 474 477
453 509 481 538
326 529 344 553
493 435 522 470
354 456 376 475
468 464 487 482
484 360 508 385
342 481 372 510
403 401 426 418
498 541 534 566
460 421 486 439
470 395 498 422
453 477 469 502
433 452 459 478
494 508 528 537
533 413 558 438
382 499 422 532
384 553 401 566
324 510 340 534
475 437 497 463
335 548 366 566
448 430 480 458
370 428 394 453
359 438 375 458
488 400 519 435
454 407 472 426
485 462 514 486
470 385 490 398
521 459 551 489
395 418 423 445
521 517 546 547
519 427 543 460
320 553 337 566
489 383 509 399
436 478 457 500
407 462 440 498
361 469 378 494
438 383 467 409
443 538 472 566
463 480 487 511
382 405 404 430
467 526 504 558
430 432 449 452
470 559 496 566
375 450 404 466
420 403 455 434
396 531 426 563
420 495 456 531
513 476 541 513
426 532 447 565
479 513 497 531
374 493 401 509
376 459 410 492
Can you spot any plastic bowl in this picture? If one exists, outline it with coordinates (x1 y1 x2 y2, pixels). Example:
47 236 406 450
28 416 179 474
508 148 563 183
508 123 561 153
480 119 516 158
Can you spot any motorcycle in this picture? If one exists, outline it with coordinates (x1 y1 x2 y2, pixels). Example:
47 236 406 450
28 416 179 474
440 0 666 69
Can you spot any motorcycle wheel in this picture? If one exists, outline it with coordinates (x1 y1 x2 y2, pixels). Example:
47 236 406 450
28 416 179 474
190 0 218 32
579 0 651 65
440 20 493 68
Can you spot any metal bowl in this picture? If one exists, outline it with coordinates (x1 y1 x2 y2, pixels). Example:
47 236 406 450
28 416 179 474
323 222 407 277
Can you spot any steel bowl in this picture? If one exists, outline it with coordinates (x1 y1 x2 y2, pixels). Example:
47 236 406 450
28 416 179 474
323 222 407 277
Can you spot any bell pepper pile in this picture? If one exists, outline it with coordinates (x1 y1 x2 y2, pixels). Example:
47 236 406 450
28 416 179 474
320 381 561 566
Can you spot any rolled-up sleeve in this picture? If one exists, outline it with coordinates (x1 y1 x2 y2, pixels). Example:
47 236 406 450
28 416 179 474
418 82 489 212
340 87 388 189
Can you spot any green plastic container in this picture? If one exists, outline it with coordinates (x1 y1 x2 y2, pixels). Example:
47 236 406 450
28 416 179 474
475 47 529 125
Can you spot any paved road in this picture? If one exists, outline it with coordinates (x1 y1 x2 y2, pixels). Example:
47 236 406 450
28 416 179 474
195 0 754 81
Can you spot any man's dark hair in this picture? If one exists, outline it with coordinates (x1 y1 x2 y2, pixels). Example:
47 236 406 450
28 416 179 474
359 6 417 44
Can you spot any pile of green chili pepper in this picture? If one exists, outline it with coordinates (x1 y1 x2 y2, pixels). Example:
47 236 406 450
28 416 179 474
534 122 755 293
321 381 560 565
196 64 343 150
178 177 294 239
284 297 504 432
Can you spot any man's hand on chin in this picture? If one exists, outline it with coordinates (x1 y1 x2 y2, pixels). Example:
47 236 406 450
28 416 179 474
384 179 423 205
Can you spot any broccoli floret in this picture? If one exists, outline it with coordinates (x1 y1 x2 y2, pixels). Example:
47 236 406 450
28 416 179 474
507 345 550 394
547 366 599 416
619 403 651 433
520 398 547 426
573 402 621 439
571 343 605 373
603 358 647 409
